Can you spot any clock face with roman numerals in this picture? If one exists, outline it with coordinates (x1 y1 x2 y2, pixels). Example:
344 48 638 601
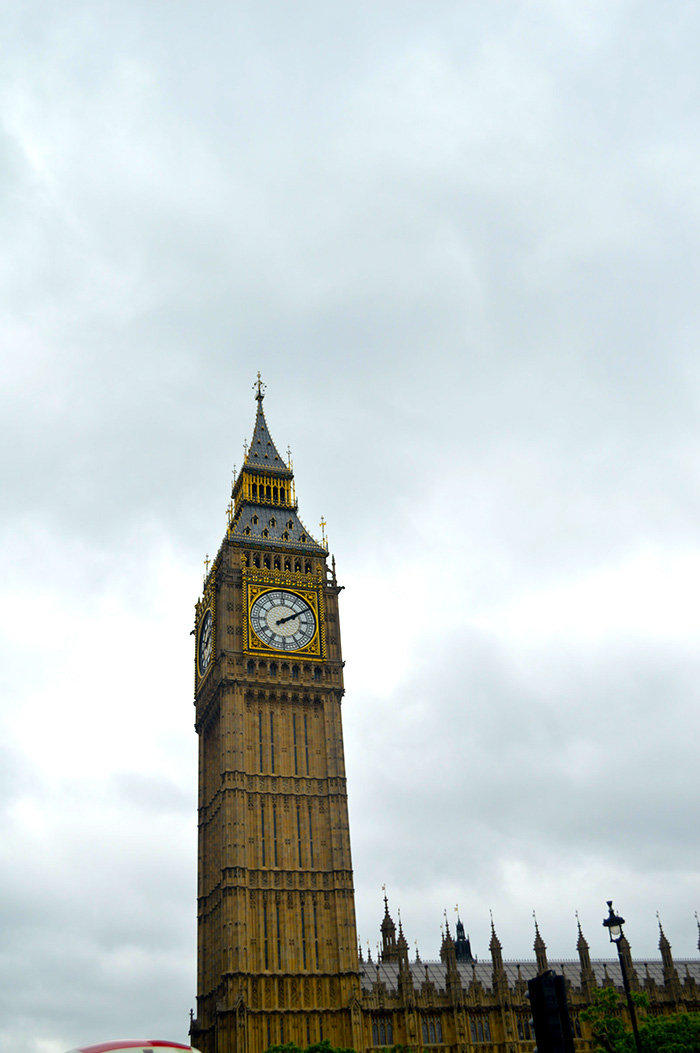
250 590 316 651
198 609 213 675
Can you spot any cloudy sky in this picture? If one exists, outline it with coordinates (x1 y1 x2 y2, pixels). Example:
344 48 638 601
2 0 700 1049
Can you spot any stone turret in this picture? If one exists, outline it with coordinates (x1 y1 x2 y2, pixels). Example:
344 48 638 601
658 918 681 1000
380 895 398 962
576 916 596 998
490 917 506 985
533 917 548 975
618 933 639 991
397 917 415 1005
455 916 477 964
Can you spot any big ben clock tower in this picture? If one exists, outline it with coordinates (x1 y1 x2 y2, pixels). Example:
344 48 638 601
191 377 360 1053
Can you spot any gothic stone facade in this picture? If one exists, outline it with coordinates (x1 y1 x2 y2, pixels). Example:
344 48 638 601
356 899 700 1052
190 382 699 1053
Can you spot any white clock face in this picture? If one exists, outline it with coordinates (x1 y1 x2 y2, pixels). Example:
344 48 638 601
250 590 316 652
198 609 213 674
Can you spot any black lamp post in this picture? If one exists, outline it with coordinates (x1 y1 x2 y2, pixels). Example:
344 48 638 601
603 901 643 1053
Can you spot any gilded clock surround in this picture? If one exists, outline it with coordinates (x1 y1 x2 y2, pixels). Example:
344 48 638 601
195 572 217 687
244 565 326 659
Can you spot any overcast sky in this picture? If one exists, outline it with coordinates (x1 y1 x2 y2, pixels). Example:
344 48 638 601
2 1 700 1050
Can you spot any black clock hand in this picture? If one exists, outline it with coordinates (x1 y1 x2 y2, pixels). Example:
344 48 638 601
276 611 304 625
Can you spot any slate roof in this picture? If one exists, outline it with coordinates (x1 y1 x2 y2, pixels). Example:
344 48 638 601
360 958 700 994
244 398 292 477
229 502 326 555
228 391 326 555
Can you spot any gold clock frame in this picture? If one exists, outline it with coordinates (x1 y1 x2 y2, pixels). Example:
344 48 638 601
243 565 326 660
194 565 217 687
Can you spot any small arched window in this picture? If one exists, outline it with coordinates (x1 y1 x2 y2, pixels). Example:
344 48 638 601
300 534 307 543
269 517 276 527
253 554 260 568
263 555 271 568
283 532 289 541
287 520 293 529
314 667 322 682
292 665 300 680
305 562 312 574
269 662 277 678
247 660 255 675
252 515 258 525
262 529 269 538
284 558 291 571
274 558 280 570
244 526 251 536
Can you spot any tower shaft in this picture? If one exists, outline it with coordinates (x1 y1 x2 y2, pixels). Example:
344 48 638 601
192 386 359 1053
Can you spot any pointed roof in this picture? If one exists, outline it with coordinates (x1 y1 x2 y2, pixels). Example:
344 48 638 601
455 914 476 963
533 915 548 974
228 376 326 554
381 894 396 935
658 917 671 956
489 917 502 954
244 376 291 477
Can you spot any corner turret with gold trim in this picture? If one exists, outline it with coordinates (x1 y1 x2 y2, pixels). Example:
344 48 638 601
191 377 360 1053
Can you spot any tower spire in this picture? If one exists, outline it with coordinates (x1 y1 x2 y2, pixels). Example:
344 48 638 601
533 912 548 975
227 379 325 553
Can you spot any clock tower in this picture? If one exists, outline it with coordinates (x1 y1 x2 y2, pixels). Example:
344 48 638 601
191 378 360 1053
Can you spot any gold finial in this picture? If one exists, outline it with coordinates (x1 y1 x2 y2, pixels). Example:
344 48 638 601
254 371 266 400
203 554 211 580
286 445 293 470
226 500 233 524
243 439 248 459
320 516 328 549
454 904 459 915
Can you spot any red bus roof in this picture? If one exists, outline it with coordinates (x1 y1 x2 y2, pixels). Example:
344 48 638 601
69 1043 195 1053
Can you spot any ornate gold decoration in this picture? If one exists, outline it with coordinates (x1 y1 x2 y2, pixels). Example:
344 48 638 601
243 564 325 659
194 555 218 689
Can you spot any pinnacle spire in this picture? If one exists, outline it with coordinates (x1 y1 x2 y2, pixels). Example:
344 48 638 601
228 378 325 553
533 912 548 974
245 376 288 472
489 913 505 979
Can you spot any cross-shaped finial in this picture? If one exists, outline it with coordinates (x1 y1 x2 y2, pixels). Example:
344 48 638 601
286 445 293 469
226 501 233 523
204 554 211 575
254 371 266 400
319 516 327 548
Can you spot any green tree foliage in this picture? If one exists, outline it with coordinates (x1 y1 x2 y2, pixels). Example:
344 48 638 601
263 1042 412 1053
264 1041 358 1053
623 1012 700 1053
580 985 700 1052
580 985 637 1053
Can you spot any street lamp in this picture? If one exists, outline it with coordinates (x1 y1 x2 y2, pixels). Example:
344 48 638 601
603 901 642 1053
